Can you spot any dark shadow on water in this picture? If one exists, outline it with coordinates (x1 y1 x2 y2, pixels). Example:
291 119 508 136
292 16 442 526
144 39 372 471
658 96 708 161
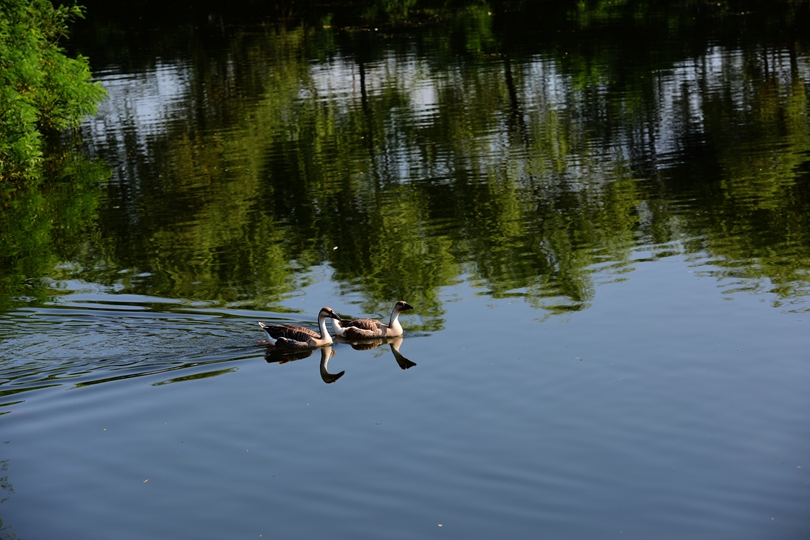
265 345 345 384
340 335 417 371
263 335 417 383
152 367 238 386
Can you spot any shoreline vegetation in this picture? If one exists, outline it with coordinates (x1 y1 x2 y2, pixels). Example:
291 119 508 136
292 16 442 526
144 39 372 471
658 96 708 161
0 0 106 181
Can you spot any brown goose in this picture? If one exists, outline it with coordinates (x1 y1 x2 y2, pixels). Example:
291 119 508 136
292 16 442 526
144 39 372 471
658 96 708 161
258 307 341 349
332 301 413 339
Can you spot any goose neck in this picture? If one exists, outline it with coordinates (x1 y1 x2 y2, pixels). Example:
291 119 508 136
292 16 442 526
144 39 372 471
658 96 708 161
388 308 403 333
318 314 333 343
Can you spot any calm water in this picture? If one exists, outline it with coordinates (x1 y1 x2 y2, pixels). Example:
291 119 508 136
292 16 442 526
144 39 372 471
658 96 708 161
2 2 810 538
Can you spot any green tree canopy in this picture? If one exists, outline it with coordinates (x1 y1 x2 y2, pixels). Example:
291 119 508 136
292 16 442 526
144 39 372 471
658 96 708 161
0 0 106 180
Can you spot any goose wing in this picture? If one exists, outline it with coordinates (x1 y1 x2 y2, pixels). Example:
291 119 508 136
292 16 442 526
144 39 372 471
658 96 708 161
342 317 385 332
274 336 319 349
262 323 318 343
343 325 385 339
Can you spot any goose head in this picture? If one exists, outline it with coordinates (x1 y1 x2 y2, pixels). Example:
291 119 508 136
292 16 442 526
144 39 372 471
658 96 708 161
319 307 341 321
394 301 414 313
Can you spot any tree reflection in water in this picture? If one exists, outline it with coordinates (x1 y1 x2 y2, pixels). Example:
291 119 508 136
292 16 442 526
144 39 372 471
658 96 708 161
6 1 808 318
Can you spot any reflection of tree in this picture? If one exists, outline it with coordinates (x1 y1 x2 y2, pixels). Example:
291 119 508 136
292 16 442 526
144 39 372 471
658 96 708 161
65 1 810 320
0 147 110 311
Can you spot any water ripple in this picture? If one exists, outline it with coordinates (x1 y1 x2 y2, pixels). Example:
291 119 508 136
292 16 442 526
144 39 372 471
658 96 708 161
0 303 265 406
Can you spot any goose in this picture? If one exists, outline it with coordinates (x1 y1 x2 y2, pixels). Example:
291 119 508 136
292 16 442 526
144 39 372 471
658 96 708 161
332 301 414 339
258 307 341 349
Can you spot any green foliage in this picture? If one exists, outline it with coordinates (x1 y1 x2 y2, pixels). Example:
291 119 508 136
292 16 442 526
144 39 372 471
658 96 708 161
0 144 110 311
0 0 106 180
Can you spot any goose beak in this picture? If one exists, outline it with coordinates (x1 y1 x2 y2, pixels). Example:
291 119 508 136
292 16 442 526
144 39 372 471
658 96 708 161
401 302 414 311
330 310 341 321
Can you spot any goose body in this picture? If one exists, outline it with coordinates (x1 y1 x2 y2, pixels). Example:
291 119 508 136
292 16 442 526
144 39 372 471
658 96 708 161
332 301 413 339
259 307 340 349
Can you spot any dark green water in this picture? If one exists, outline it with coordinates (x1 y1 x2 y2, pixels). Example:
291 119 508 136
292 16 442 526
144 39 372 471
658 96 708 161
1 2 809 538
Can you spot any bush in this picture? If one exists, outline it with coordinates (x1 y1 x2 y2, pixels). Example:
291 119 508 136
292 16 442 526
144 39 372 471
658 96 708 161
0 0 107 180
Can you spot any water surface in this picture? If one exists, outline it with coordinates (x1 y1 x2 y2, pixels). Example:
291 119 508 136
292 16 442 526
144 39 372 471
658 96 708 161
1 2 809 538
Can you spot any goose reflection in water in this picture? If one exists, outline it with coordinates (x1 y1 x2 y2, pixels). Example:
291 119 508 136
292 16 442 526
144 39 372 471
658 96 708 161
343 335 416 370
265 346 345 384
